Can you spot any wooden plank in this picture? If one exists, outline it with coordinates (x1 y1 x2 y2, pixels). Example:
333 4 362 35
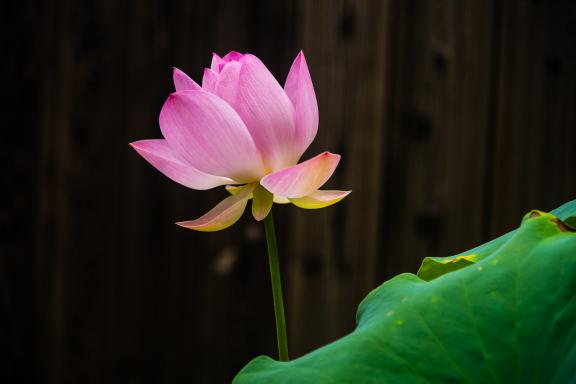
36 1 74 382
1 1 45 383
490 0 576 235
288 0 393 356
382 0 498 280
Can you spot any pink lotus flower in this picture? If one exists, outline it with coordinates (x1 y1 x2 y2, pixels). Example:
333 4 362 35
130 51 350 231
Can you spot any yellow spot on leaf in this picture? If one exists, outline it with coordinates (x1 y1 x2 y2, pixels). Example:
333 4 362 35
441 254 477 265
386 310 394 317
477 265 483 271
396 320 404 326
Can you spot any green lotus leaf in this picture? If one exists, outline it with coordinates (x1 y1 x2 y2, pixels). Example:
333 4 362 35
234 199 576 383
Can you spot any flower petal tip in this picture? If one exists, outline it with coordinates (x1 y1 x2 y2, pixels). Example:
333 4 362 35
128 140 149 154
130 139 234 190
260 151 341 198
175 220 233 232
252 214 266 222
175 184 255 232
251 185 273 221
289 190 351 209
322 151 340 159
128 141 143 155
295 50 304 62
225 51 244 60
174 220 230 232
129 141 146 155
172 67 201 91
174 205 245 232
285 54 319 159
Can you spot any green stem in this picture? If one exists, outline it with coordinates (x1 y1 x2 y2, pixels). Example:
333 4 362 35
263 211 289 361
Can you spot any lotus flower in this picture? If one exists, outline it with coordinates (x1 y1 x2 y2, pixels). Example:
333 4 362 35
130 51 350 231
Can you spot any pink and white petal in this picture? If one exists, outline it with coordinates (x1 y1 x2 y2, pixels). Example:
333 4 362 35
214 61 242 107
176 183 256 232
284 51 318 160
233 54 297 171
260 152 340 198
211 53 225 73
289 190 351 209
130 139 234 190
202 68 219 93
160 91 266 181
173 67 201 91
251 185 273 221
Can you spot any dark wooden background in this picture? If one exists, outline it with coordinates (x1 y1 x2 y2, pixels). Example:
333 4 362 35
2 0 575 383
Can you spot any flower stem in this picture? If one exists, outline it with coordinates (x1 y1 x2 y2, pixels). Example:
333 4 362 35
263 211 289 361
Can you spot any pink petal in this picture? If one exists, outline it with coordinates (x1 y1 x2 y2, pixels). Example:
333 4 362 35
159 90 266 182
130 139 234 190
210 53 225 73
202 68 219 93
251 185 273 221
260 152 341 198
177 183 256 232
233 54 297 171
173 67 201 91
284 51 319 160
289 190 351 209
214 61 241 106
222 51 245 63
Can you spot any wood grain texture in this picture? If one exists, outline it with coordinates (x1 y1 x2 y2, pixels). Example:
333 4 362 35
288 0 393 356
490 0 576 235
1 0 575 382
